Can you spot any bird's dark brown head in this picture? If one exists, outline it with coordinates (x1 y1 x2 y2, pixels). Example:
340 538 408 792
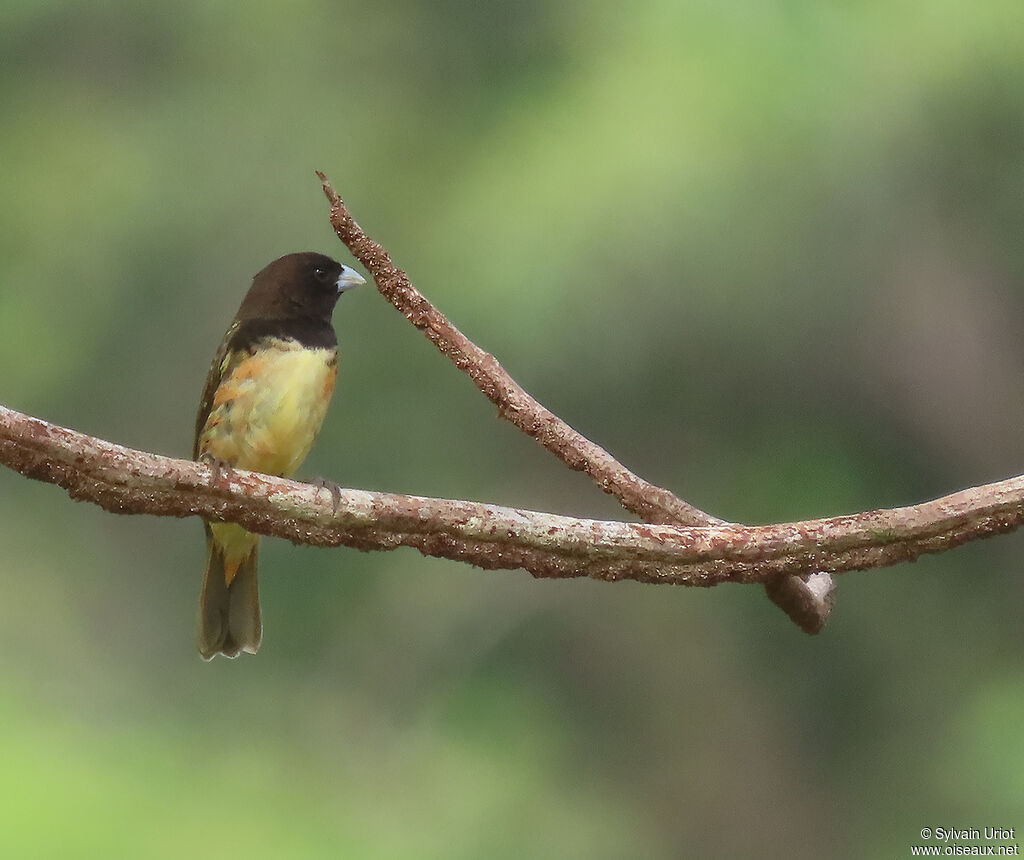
236 252 365 324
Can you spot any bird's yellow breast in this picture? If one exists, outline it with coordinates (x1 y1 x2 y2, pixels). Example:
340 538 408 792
198 340 338 478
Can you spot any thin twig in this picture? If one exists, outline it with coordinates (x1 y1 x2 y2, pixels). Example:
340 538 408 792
315 172 832 631
315 172 713 528
3 404 1022 587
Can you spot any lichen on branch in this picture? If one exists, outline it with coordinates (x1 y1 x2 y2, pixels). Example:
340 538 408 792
3 404 1023 590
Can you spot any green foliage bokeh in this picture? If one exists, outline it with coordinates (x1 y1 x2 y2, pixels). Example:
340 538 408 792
2 2 1023 857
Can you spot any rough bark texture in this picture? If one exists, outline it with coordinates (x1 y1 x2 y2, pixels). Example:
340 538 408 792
315 172 714 528
3 404 1023 588
316 173 831 630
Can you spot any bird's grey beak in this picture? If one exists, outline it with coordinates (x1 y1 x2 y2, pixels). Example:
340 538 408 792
336 265 366 293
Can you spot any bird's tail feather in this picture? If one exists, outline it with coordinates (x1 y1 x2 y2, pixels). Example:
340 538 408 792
198 537 261 660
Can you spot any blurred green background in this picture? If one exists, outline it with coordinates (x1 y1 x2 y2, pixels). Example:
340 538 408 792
2 1 1023 857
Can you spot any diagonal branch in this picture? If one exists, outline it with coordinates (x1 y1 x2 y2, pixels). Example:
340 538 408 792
2 403 1023 587
316 172 834 630
315 172 713 528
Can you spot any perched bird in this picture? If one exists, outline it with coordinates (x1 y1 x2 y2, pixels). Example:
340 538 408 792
193 252 365 659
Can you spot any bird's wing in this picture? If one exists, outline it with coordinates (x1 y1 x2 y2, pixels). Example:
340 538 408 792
193 320 241 459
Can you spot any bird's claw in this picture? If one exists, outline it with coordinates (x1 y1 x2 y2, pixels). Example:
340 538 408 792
312 476 343 515
200 453 234 486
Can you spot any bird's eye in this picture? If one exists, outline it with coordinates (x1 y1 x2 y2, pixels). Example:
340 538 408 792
313 266 327 280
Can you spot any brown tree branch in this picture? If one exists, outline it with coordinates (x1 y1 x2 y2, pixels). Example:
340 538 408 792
3 404 1022 588
315 172 712 528
315 172 833 630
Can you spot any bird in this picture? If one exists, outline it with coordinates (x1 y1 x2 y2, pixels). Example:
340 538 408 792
193 252 365 659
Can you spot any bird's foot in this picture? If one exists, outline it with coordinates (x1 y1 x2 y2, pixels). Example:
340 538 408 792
199 453 235 487
311 476 343 514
